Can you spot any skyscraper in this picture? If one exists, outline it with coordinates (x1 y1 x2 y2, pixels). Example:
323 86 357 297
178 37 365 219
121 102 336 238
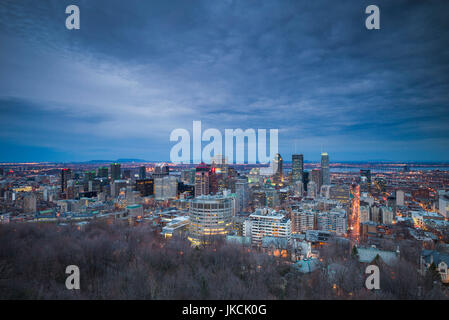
110 163 121 181
311 168 322 191
139 166 146 179
195 162 210 197
321 152 330 185
360 169 371 194
61 168 72 194
273 153 283 185
292 154 304 183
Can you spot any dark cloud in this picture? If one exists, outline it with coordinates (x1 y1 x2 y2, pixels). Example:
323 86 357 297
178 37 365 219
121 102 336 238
0 0 448 162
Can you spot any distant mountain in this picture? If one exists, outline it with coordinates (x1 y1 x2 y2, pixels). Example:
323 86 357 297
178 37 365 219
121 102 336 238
85 158 148 164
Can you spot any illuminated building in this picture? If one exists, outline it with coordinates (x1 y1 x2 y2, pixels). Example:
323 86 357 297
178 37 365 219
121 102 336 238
136 178 154 197
188 195 233 245
329 184 350 204
127 204 143 217
245 208 291 246
360 169 371 194
292 154 304 183
61 168 72 194
321 152 330 185
439 190 449 218
153 163 170 178
154 176 178 200
162 216 190 238
316 209 347 236
292 210 315 233
195 162 210 197
110 163 121 181
307 181 318 198
272 153 283 185
111 179 127 198
311 168 322 191
235 178 249 213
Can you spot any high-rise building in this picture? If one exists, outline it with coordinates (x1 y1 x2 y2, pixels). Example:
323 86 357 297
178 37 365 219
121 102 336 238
153 164 170 178
188 195 233 245
438 191 449 219
292 154 304 183
321 152 330 185
154 176 178 200
136 178 154 197
111 179 127 198
272 153 283 185
245 208 291 246
317 209 347 236
61 168 72 194
360 169 371 194
311 168 322 191
110 163 121 181
307 181 318 198
235 178 249 214
97 166 108 178
195 162 210 197
292 210 315 233
139 166 146 179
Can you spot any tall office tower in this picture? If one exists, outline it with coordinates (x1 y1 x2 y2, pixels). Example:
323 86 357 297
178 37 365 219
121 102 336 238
272 153 283 185
139 166 146 179
235 178 249 214
110 163 121 181
153 164 170 178
195 162 210 197
321 152 330 185
396 190 405 206
293 180 304 197
154 176 178 200
246 208 291 246
97 166 108 178
291 154 304 183
302 171 309 191
209 167 219 194
360 169 371 194
311 168 322 191
307 181 318 198
136 178 154 197
61 168 72 193
188 195 233 245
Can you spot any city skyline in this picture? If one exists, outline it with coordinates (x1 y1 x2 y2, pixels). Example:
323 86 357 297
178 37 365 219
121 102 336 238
1 1 449 162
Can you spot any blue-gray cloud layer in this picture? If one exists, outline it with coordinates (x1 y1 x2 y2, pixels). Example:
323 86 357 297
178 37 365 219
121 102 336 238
0 0 448 162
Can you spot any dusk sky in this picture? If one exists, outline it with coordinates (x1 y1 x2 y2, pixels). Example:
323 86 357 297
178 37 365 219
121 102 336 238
1 0 449 162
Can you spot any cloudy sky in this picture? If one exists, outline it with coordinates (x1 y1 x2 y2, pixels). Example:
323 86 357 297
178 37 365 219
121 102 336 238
0 0 448 162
